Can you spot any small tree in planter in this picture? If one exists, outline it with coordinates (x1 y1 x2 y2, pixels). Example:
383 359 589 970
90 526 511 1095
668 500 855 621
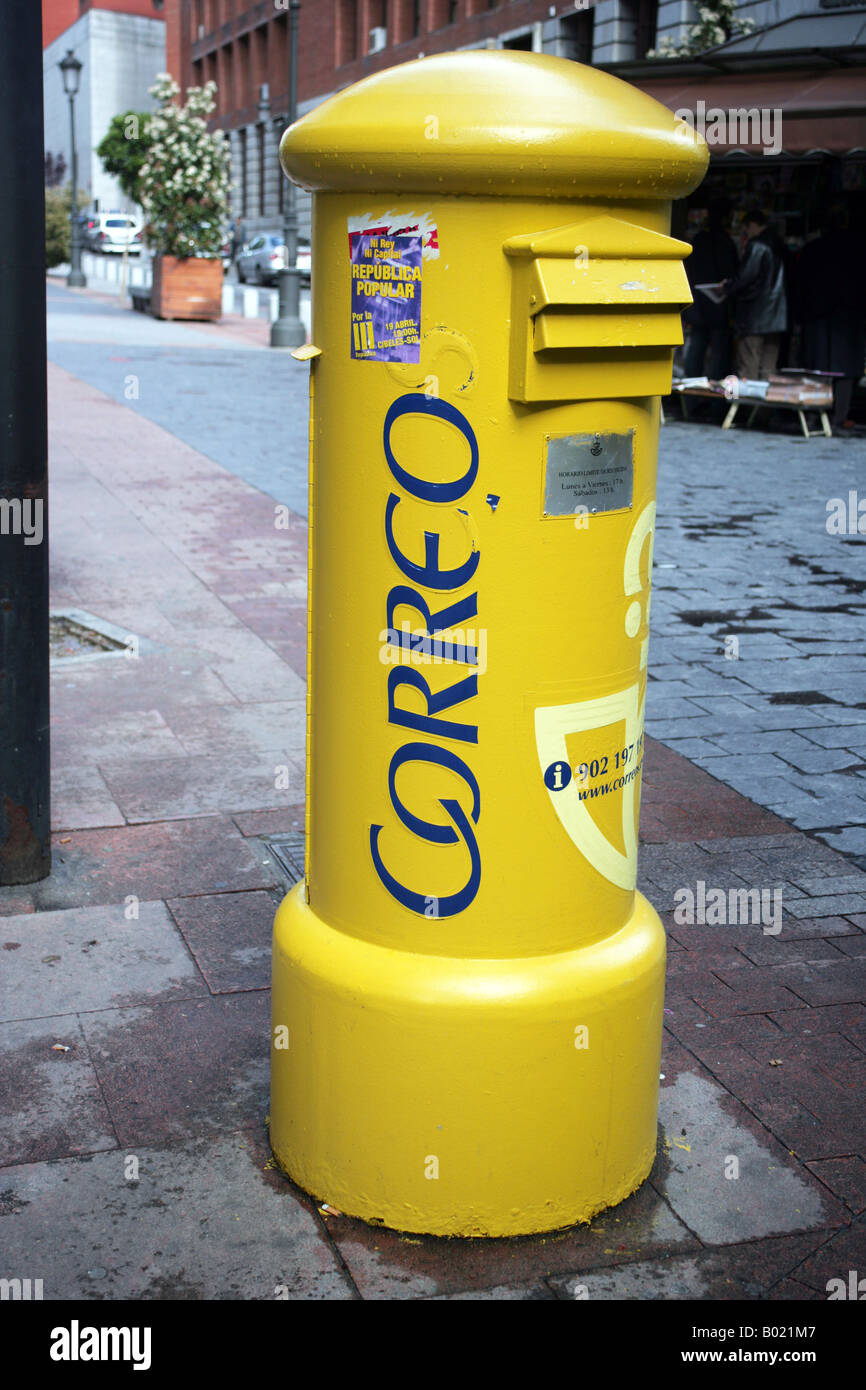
138 74 230 320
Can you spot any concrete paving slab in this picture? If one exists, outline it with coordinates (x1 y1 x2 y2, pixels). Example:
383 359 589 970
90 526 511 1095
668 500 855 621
0 1131 351 1300
657 1072 834 1245
0 1015 117 1166
80 993 271 1147
98 748 304 823
165 701 306 759
50 709 187 767
0 903 206 1021
166 891 277 993
49 766 126 833
547 1232 827 1301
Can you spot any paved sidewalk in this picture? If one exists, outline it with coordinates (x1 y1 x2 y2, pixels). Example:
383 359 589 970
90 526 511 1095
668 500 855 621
46 284 866 859
0 292 864 1299
46 280 309 516
650 421 866 862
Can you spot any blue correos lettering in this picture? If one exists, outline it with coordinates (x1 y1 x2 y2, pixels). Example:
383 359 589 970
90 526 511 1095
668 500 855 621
371 393 482 918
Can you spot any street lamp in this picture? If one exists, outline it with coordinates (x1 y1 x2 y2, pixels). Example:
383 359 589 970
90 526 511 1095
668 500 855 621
270 0 304 348
59 48 86 289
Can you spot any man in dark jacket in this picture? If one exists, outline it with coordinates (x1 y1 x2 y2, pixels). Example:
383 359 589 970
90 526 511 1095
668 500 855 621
724 209 787 379
683 200 739 380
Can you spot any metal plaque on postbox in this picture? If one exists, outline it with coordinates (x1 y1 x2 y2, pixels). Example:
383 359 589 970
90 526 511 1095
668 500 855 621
543 431 634 518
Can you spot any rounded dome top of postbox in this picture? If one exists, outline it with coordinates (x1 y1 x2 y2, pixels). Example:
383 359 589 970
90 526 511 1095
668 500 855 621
279 49 707 201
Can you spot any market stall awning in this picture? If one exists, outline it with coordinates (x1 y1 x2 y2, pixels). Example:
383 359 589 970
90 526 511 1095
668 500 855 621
631 67 866 155
599 9 866 156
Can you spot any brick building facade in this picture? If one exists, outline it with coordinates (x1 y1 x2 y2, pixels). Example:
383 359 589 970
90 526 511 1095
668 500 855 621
164 1 866 247
43 0 167 48
163 0 682 234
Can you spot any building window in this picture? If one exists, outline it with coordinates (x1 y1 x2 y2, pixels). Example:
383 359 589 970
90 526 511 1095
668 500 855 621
502 29 532 50
253 24 268 93
393 1 421 44
367 0 388 51
559 8 594 65
223 42 235 112
337 0 359 65
257 124 265 216
272 15 288 111
430 0 459 26
636 0 658 57
238 126 248 216
238 32 251 109
620 0 659 59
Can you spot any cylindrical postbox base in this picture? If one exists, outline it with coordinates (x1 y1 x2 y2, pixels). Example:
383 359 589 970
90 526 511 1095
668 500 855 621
270 885 665 1236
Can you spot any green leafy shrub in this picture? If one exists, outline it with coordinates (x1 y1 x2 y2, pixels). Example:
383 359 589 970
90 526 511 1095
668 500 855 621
138 74 230 260
96 111 153 204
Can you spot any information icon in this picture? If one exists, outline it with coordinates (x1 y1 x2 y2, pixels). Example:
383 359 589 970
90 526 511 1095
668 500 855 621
543 760 572 792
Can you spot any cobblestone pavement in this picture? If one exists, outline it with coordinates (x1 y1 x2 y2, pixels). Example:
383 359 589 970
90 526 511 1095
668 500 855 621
650 421 866 862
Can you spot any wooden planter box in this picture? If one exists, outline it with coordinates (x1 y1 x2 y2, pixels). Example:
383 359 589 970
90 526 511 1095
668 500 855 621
150 254 222 321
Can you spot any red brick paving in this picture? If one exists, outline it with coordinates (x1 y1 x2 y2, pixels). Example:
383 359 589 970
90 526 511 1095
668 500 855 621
640 737 798 841
0 817 278 915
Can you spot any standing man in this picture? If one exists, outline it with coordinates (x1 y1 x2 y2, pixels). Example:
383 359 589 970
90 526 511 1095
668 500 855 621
683 199 739 380
724 209 787 380
231 214 247 265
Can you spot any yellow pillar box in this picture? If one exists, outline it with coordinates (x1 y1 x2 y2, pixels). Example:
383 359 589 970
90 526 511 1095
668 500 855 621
270 50 707 1236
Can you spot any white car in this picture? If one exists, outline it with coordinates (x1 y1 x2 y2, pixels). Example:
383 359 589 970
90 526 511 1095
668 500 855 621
88 213 142 255
236 233 311 286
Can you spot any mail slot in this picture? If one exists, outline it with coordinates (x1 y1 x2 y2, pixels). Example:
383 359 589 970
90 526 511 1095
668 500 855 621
507 216 693 402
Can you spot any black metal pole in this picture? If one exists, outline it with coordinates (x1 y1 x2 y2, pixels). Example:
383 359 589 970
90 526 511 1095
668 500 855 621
0 0 51 883
67 86 86 289
270 0 305 348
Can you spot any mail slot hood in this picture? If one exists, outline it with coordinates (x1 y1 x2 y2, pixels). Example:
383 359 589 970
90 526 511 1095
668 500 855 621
504 214 694 403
